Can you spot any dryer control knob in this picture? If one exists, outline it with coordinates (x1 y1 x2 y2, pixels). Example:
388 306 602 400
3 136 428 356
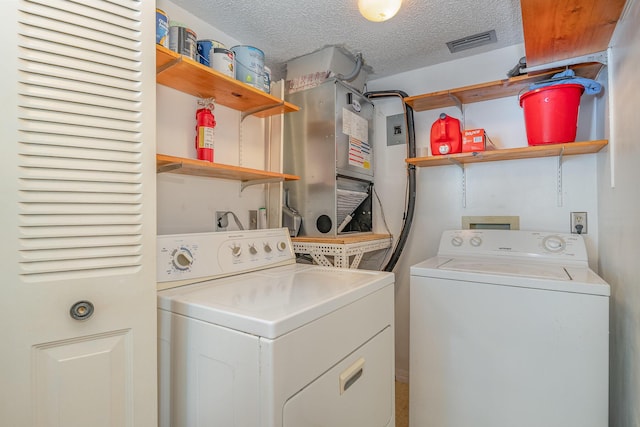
231 244 242 257
277 241 287 251
263 242 272 253
172 248 194 270
249 244 258 255
451 236 464 247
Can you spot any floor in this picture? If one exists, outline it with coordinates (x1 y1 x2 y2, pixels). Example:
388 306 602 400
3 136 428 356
395 381 409 427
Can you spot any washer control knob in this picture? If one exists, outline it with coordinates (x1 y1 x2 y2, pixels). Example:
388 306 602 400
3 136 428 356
543 235 566 252
231 244 242 257
451 236 464 247
470 236 483 247
277 241 287 251
172 248 193 270
263 242 272 253
249 244 258 255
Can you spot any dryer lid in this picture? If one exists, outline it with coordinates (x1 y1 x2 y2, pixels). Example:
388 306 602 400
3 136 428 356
157 264 394 339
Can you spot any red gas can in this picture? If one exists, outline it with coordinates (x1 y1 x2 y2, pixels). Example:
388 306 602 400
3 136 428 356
430 113 462 155
195 99 216 162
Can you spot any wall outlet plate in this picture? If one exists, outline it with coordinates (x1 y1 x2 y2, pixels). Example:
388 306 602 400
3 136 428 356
570 211 587 234
216 211 228 231
249 210 258 230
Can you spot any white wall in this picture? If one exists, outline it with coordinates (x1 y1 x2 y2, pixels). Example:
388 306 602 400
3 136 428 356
367 44 604 381
156 0 270 235
598 0 640 425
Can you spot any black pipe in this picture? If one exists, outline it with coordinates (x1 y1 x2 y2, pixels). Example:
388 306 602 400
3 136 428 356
363 90 417 272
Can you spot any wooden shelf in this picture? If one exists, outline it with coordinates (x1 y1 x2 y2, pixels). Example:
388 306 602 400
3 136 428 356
404 63 603 112
156 154 300 185
291 234 392 269
156 45 299 118
406 140 608 167
292 233 392 244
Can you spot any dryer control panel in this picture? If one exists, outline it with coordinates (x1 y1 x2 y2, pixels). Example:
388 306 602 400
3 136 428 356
157 228 295 286
438 229 588 264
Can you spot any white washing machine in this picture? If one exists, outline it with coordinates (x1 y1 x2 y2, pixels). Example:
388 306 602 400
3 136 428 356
156 228 395 427
410 229 609 427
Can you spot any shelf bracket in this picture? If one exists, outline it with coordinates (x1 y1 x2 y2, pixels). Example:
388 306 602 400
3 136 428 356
448 93 463 114
156 56 183 75
157 162 183 174
522 50 608 74
447 157 467 208
241 101 285 121
557 146 565 207
241 177 284 191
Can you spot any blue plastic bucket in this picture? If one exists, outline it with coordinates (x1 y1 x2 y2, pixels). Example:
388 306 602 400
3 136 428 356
231 45 264 89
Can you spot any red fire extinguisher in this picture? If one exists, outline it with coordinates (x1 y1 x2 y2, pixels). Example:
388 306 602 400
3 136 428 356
195 98 216 162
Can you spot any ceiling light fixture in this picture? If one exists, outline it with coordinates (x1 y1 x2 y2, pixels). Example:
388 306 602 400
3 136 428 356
358 0 402 22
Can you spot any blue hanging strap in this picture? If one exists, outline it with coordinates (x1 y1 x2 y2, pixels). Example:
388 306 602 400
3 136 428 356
528 69 602 95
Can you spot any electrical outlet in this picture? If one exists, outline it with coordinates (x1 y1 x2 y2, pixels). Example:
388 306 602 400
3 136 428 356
249 210 258 230
216 211 228 231
570 211 587 235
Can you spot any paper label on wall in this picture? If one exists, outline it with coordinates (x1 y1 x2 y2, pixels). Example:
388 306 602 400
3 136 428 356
348 136 371 169
342 108 368 143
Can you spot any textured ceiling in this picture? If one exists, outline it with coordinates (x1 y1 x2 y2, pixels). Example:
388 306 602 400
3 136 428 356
168 0 525 82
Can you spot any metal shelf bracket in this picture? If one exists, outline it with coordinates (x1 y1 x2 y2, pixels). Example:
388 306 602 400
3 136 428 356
241 101 285 121
522 50 608 74
241 177 283 191
557 146 565 207
448 93 463 114
157 162 183 174
448 157 467 208
156 56 182 75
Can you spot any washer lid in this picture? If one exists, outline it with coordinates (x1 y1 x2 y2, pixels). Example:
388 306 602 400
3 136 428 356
411 256 610 296
157 264 394 339
440 258 571 281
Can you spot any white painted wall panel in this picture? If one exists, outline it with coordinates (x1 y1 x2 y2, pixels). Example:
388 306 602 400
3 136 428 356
598 0 640 425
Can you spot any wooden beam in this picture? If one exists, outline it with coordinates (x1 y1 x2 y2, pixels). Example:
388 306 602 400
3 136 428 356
521 0 626 67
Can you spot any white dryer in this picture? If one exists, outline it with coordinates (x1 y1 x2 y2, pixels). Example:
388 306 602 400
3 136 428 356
410 229 609 427
156 228 395 427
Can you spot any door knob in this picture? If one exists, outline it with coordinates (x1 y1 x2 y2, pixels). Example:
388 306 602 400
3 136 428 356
70 300 94 321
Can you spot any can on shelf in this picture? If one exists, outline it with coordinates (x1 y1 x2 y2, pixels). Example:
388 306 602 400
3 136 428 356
211 48 235 78
231 45 264 89
156 9 169 47
169 22 197 61
263 65 271 94
197 39 226 67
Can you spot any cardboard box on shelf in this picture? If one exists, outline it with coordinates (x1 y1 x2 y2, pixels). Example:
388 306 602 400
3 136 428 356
462 128 487 153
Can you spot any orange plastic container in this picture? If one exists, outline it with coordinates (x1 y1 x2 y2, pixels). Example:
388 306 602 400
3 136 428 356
430 113 462 155
519 83 584 145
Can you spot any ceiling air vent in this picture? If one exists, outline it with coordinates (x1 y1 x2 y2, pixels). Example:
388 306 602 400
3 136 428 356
446 30 497 53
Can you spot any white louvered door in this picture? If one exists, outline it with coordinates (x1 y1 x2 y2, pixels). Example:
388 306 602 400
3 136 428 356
0 1 156 426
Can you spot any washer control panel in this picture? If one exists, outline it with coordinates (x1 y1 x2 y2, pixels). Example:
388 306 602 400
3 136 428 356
157 228 294 283
438 229 588 262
